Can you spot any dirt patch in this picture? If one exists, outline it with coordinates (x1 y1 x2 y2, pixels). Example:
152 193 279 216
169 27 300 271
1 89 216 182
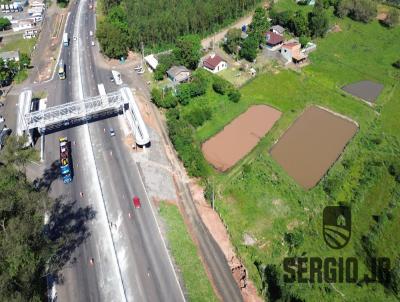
202 105 281 172
270 106 358 189
341 80 384 103
189 181 263 302
377 12 388 21
331 24 342 33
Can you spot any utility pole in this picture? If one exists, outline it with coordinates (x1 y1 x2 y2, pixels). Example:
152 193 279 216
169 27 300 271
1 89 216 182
211 177 215 210
141 41 145 67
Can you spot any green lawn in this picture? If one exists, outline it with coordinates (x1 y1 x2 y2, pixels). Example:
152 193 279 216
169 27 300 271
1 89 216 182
159 203 218 302
0 35 37 55
182 10 400 301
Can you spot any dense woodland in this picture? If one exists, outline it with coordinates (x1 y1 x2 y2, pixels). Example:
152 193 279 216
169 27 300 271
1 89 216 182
97 0 261 58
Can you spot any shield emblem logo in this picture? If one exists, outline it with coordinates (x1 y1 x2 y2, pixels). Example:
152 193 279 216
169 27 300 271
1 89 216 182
323 206 351 249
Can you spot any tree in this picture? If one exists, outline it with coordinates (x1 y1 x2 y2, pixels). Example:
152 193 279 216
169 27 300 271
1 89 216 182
174 35 201 70
176 83 192 105
0 17 11 31
96 21 128 58
308 6 330 37
393 59 400 69
212 77 230 95
335 0 351 18
336 0 377 22
228 89 241 103
154 53 177 81
19 53 31 69
290 11 309 37
224 28 242 55
381 8 400 28
270 9 294 28
183 105 212 128
250 7 271 43
239 34 259 62
0 135 37 169
351 0 377 23
299 35 310 47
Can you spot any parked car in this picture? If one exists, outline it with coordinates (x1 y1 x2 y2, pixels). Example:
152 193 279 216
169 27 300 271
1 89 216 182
109 128 115 137
91 41 95 46
133 196 141 209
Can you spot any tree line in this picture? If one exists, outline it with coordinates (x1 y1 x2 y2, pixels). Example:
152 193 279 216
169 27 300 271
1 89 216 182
0 136 95 300
151 69 241 177
97 0 261 58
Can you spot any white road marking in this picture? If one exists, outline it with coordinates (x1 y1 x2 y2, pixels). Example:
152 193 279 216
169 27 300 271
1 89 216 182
133 163 186 301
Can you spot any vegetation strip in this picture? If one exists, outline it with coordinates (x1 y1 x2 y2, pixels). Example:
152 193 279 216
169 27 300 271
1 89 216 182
159 203 218 302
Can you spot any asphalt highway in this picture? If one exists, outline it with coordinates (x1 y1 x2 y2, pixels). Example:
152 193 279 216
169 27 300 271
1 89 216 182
43 0 185 301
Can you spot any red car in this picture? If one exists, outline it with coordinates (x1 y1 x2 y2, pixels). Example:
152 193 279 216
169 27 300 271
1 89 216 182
133 196 141 209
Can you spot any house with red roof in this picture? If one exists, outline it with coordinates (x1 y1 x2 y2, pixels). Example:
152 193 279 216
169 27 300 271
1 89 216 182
202 53 227 74
281 41 307 64
265 31 284 50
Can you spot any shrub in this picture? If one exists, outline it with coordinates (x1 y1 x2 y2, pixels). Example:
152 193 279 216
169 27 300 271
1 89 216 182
151 87 162 106
381 8 400 28
299 36 310 47
176 83 191 105
150 88 177 108
335 0 377 23
228 89 241 103
167 116 209 178
212 77 233 95
393 60 400 69
184 106 212 128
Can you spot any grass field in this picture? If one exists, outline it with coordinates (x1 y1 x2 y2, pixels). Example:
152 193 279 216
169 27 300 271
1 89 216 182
183 6 400 300
159 203 218 302
0 35 37 55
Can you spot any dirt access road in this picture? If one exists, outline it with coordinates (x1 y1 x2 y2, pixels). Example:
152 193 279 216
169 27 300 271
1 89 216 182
201 14 253 49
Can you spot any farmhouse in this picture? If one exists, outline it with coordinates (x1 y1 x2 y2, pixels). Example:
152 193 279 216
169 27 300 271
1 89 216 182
167 65 191 84
265 31 284 49
203 54 227 73
0 50 20 62
144 54 158 71
281 41 307 64
270 25 285 35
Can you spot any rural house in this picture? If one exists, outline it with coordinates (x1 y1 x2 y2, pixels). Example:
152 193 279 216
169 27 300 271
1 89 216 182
203 54 227 73
167 65 191 84
265 31 284 49
0 50 20 62
270 25 285 35
281 42 307 64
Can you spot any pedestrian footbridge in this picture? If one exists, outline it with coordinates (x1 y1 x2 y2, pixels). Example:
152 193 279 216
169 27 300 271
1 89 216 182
18 87 150 148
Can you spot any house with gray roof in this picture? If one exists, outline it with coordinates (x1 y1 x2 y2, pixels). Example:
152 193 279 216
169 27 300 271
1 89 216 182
270 25 285 36
167 66 191 84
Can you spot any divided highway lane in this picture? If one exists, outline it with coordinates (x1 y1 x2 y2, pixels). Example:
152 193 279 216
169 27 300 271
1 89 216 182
75 2 186 302
43 1 120 301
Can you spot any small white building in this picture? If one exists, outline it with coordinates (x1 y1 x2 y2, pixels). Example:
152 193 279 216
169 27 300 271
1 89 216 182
144 54 158 71
30 0 45 7
12 19 35 32
202 53 227 74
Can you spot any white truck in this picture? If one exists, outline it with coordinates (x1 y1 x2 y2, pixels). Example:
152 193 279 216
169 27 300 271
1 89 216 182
63 32 69 46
